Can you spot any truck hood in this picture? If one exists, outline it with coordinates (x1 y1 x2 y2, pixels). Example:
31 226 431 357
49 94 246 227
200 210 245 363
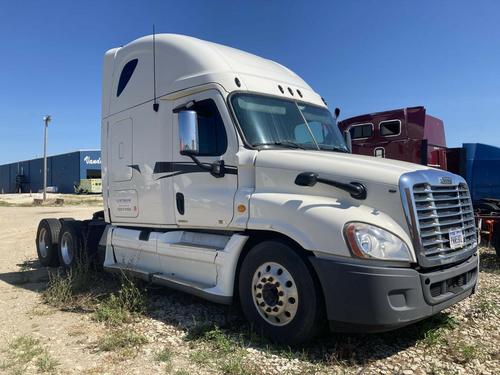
254 150 430 186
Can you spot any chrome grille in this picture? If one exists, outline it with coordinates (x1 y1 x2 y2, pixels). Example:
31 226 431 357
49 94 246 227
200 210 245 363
412 183 477 261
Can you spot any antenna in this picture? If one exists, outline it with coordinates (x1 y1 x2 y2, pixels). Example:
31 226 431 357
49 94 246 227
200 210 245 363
152 25 159 112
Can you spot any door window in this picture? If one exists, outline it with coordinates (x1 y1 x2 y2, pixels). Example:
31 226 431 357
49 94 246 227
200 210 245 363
190 99 228 156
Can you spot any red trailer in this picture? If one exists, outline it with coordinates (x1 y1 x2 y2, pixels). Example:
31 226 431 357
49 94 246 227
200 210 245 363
339 106 500 256
338 106 448 169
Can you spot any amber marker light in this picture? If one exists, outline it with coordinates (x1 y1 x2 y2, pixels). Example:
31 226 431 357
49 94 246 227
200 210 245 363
344 223 367 258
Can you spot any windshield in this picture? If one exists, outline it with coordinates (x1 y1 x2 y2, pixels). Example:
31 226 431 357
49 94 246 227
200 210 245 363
230 94 349 152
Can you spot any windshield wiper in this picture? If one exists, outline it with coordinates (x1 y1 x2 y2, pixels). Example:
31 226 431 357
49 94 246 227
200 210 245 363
319 145 349 153
253 141 306 150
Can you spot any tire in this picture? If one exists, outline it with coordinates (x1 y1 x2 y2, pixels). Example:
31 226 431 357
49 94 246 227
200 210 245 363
493 223 500 258
477 202 499 214
238 240 323 346
36 219 62 267
58 221 84 269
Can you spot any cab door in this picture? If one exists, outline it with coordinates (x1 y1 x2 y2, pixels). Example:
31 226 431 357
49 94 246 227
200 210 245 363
171 90 238 228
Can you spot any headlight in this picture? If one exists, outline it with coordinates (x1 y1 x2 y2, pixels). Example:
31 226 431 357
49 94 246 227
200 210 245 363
344 222 412 262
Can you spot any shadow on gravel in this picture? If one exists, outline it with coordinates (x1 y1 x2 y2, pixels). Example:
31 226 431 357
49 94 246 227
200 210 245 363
144 284 458 367
479 247 500 274
0 259 48 290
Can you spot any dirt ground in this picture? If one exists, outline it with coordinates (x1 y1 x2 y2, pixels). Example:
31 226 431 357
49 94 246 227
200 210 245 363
0 205 499 375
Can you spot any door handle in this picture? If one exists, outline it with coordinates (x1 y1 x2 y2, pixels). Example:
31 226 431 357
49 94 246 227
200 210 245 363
176 192 185 215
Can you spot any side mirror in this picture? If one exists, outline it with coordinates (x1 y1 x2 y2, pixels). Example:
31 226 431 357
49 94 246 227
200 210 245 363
334 107 341 119
178 110 199 156
295 172 319 187
344 130 352 153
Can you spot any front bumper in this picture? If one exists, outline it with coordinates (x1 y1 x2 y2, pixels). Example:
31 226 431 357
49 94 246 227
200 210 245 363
309 253 478 333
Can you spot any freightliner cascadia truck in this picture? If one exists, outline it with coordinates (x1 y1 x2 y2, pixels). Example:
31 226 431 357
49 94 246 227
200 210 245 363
35 34 478 345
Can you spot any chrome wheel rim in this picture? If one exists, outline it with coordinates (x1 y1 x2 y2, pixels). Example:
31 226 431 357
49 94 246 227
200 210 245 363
60 232 73 266
251 262 298 326
38 228 49 258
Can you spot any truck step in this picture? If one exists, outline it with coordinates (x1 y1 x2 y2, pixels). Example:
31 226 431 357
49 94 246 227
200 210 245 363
151 273 231 304
104 263 150 281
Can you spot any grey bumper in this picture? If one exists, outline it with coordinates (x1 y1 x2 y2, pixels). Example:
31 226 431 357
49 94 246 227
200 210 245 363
309 253 478 333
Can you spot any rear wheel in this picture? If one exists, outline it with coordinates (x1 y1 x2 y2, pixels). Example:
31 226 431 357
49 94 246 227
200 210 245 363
36 219 61 267
238 240 323 345
58 221 84 269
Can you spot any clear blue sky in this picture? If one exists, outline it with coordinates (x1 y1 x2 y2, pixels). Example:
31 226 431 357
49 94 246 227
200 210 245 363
1 0 499 164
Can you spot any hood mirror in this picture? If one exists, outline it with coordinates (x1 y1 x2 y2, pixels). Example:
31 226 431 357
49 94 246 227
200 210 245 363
295 172 319 187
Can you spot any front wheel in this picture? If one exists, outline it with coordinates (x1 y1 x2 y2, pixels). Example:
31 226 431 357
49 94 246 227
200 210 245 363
238 240 324 345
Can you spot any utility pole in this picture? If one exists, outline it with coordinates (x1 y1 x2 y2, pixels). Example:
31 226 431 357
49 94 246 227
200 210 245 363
42 115 51 201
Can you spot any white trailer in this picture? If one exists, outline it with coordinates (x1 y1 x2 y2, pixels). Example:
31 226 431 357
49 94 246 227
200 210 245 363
36 34 479 344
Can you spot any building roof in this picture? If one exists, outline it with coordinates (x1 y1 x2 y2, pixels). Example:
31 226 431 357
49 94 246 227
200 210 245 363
0 150 100 167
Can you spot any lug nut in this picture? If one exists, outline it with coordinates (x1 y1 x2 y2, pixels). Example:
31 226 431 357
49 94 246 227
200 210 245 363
256 293 262 298
273 307 279 312
257 284 262 289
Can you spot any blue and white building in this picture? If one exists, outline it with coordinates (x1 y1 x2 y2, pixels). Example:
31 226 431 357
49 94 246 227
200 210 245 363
0 150 101 193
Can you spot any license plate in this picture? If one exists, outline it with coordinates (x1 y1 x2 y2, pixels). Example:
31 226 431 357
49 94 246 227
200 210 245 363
449 229 465 249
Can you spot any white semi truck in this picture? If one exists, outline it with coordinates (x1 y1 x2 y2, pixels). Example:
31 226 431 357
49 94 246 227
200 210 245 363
35 34 478 344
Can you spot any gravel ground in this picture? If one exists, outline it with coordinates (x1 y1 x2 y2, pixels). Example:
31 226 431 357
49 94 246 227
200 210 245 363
0 205 498 374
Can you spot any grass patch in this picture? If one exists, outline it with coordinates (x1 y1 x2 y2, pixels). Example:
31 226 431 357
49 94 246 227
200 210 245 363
93 272 146 325
419 314 459 347
475 295 499 315
42 254 96 308
64 198 103 206
186 326 258 375
386 313 459 348
97 329 148 352
456 344 480 363
154 346 173 363
448 340 485 364
42 270 75 307
189 349 213 366
1 335 58 374
41 254 112 311
36 351 60 373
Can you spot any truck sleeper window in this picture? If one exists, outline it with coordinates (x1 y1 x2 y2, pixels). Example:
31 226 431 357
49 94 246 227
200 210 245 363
116 59 138 97
380 120 401 137
349 124 373 140
230 94 349 152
